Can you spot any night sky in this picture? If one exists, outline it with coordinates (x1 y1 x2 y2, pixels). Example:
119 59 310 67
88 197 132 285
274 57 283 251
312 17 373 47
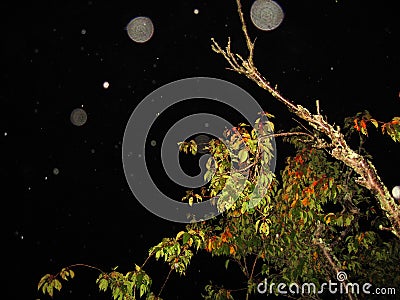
3 0 400 299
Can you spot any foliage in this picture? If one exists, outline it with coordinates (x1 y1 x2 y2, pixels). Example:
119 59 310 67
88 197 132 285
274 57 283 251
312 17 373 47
38 114 400 299
37 1 400 299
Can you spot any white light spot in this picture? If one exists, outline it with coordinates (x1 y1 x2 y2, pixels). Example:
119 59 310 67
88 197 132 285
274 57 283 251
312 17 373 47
204 123 209 128
103 81 110 89
81 29 87 35
44 176 48 180
53 168 60 175
150 140 157 146
4 132 7 136
392 186 400 200
330 66 334 71
194 9 199 14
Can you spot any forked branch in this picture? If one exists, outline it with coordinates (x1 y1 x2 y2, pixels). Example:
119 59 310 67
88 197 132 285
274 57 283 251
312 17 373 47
211 0 400 238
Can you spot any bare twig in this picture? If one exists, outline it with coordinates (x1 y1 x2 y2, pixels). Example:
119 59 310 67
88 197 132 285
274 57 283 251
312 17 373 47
158 268 173 297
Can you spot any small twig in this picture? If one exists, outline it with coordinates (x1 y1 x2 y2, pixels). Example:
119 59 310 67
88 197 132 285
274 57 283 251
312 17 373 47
158 268 173 297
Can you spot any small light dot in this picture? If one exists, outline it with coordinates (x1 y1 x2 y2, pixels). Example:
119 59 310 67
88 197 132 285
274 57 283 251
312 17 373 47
44 176 48 180
103 81 110 89
150 140 157 146
4 132 7 136
91 149 95 154
204 123 209 128
330 66 334 71
194 9 199 14
81 29 87 35
53 168 60 175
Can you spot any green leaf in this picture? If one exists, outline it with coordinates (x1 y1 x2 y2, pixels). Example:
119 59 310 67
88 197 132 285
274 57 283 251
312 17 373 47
98 278 109 291
238 149 248 163
225 259 230 269
53 279 62 291
140 284 146 297
183 232 191 244
47 284 54 297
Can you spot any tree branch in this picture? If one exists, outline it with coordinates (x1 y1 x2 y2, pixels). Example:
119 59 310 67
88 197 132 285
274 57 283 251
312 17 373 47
211 0 400 239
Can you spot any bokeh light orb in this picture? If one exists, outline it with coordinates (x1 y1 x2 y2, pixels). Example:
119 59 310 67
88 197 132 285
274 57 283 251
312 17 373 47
392 186 400 200
70 108 87 126
250 0 284 31
126 16 154 43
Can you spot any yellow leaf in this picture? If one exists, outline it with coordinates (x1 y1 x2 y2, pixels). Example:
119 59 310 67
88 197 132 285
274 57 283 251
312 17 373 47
175 231 185 240
370 119 378 128
290 199 297 208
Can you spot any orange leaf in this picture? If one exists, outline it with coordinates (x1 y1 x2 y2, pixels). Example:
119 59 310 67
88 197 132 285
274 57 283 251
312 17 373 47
301 198 310 206
229 245 235 255
353 119 360 131
290 199 297 208
206 239 213 252
360 119 367 129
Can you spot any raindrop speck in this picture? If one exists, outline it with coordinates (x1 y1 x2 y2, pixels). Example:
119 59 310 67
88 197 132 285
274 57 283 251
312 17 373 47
150 140 157 146
53 168 60 175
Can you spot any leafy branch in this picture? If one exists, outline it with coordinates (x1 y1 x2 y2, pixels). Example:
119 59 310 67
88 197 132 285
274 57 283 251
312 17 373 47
211 0 400 239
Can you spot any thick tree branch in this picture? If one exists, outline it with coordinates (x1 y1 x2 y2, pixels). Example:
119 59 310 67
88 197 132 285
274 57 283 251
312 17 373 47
211 0 400 239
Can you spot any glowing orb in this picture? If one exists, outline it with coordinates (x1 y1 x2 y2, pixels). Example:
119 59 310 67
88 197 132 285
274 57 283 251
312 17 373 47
392 186 400 200
250 0 284 31
70 108 87 126
126 16 154 43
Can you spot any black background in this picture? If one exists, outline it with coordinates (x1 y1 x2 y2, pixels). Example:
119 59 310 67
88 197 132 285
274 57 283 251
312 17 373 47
2 0 400 299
